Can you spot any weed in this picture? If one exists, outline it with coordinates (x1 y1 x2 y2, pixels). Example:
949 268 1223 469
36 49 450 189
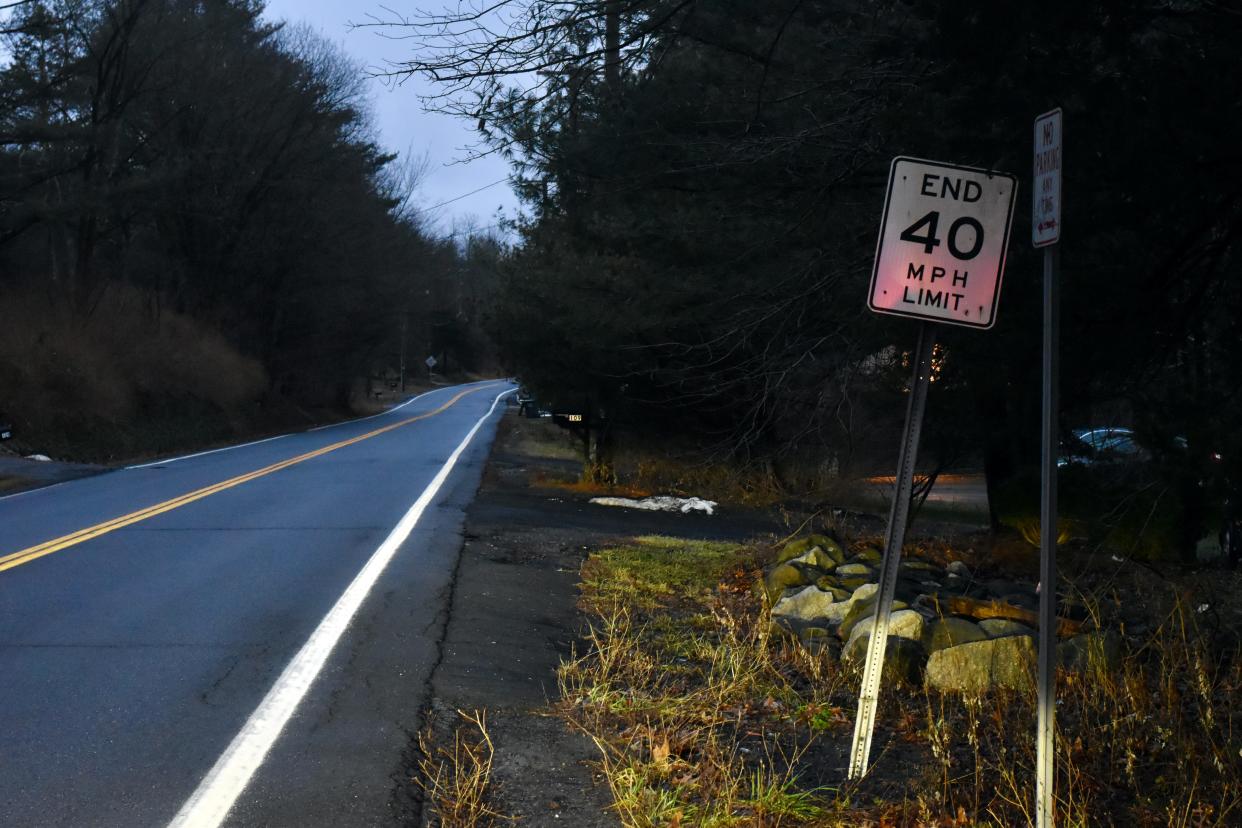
416 709 511 828
558 535 1242 826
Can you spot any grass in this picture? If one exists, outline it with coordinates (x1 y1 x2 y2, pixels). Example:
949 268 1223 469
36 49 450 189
556 534 1242 826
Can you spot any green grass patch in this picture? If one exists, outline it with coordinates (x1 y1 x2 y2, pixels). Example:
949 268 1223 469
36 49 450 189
580 535 753 611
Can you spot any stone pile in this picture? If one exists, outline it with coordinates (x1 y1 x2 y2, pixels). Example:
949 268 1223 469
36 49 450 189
763 535 1118 693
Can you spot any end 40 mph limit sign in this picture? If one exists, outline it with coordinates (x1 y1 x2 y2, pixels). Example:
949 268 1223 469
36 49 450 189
868 157 1017 329
850 156 1017 781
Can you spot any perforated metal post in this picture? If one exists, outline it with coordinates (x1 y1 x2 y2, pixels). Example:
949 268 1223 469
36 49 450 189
848 321 937 779
1036 243 1060 827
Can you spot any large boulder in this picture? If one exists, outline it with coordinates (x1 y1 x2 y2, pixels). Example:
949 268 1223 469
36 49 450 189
763 563 809 604
771 586 842 624
925 635 1037 694
838 594 908 640
923 617 989 652
845 609 926 653
843 635 927 687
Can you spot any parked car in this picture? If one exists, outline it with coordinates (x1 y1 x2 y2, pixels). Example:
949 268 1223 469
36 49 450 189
1058 427 1146 467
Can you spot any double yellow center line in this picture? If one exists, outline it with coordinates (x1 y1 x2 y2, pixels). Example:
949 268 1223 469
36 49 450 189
0 385 496 575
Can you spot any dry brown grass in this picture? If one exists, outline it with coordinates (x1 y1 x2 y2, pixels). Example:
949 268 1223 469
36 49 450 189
557 536 1242 827
416 709 512 828
0 283 267 460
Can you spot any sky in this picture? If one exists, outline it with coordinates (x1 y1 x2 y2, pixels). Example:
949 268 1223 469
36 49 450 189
261 0 521 239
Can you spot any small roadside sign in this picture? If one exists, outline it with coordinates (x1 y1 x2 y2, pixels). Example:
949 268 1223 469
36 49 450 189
425 356 437 369
868 157 1017 329
1033 109 1062 247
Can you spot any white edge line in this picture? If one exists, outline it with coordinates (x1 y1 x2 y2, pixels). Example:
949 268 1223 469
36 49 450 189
167 387 515 828
0 477 77 503
124 434 291 470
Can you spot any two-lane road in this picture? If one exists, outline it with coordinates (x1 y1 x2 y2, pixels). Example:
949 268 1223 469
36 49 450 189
0 381 514 827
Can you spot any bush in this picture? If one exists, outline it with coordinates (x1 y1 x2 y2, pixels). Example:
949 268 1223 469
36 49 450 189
993 465 1187 562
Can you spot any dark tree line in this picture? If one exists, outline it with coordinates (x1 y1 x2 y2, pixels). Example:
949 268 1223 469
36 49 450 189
390 0 1242 555
0 0 497 438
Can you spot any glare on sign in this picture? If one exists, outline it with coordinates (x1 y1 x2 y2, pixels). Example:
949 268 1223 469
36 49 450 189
868 157 1017 329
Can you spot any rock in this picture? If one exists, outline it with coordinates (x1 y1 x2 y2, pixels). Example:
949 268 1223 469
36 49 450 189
843 635 927 687
925 635 1037 694
855 546 883 563
835 562 872 577
1001 592 1039 611
894 576 931 603
771 586 840 623
851 582 878 602
923 617 988 652
786 546 840 572
837 576 871 591
798 626 838 657
946 560 972 579
769 616 798 639
778 535 846 566
839 595 908 641
939 595 1084 637
978 619 1035 639
813 578 851 601
902 560 941 573
846 609 926 652
1058 631 1121 677
763 563 809 604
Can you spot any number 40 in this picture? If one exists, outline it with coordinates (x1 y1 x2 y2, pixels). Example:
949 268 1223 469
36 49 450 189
900 211 984 260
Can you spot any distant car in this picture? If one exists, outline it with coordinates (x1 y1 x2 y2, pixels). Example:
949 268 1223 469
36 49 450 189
1058 427 1146 468
0 420 11 441
1058 427 1192 468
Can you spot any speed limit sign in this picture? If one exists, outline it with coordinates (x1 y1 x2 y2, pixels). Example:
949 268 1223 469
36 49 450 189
868 157 1017 329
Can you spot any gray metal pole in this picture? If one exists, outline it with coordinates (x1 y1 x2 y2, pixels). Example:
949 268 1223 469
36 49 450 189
1036 243 1060 827
848 320 937 780
399 313 407 393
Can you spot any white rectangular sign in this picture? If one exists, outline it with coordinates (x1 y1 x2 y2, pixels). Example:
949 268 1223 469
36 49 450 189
1033 108 1062 247
868 157 1017 329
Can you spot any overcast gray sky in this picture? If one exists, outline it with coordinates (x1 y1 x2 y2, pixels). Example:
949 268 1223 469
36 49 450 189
261 1 521 239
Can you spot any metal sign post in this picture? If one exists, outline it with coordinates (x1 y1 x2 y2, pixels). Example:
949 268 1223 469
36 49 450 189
1033 107 1063 828
850 156 1017 779
848 320 936 779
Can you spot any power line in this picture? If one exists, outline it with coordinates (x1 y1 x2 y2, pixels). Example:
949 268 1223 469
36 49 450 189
413 176 512 214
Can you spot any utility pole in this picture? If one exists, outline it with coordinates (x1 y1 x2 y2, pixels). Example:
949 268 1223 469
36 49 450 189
604 1 621 96
399 311 407 393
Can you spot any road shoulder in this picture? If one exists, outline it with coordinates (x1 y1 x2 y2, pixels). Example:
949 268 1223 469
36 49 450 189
417 410 782 825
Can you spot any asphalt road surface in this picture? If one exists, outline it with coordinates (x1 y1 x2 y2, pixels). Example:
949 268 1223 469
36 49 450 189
0 380 514 828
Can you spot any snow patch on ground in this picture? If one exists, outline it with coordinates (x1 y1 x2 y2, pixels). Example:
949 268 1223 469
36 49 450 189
589 495 717 516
